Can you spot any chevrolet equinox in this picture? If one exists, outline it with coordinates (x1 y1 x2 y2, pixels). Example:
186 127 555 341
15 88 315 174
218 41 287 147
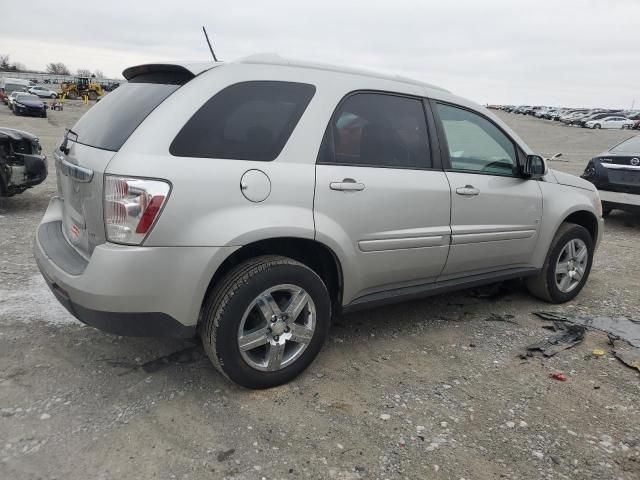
35 54 604 388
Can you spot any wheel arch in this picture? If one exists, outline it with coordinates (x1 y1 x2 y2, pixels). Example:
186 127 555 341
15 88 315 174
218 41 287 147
562 209 599 243
199 237 344 326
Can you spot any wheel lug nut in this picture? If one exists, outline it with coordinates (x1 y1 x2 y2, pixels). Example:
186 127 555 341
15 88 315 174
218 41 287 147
284 326 290 333
266 327 272 334
273 335 279 341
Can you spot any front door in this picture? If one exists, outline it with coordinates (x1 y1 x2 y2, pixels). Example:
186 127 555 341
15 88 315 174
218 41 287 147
314 92 452 303
433 102 543 278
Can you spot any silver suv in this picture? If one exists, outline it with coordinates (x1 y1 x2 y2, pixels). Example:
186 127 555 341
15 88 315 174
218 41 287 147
35 55 603 388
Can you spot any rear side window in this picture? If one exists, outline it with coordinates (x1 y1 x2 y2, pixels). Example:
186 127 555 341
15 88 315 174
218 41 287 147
170 81 316 161
318 93 431 169
71 81 181 151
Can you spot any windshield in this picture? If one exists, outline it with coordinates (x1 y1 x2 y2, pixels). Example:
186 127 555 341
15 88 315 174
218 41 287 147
611 135 640 154
71 82 180 151
17 94 39 102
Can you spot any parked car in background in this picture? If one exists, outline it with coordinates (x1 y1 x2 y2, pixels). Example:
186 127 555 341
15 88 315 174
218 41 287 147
0 127 47 197
28 86 58 99
35 55 603 388
12 93 47 118
0 77 31 103
577 112 621 128
7 91 28 110
585 116 633 129
582 135 640 215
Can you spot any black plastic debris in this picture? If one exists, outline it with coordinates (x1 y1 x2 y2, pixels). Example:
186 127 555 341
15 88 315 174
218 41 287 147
533 312 640 348
610 338 640 372
526 323 586 357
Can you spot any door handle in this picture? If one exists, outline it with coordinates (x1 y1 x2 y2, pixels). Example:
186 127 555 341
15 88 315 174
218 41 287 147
330 178 365 191
456 185 480 196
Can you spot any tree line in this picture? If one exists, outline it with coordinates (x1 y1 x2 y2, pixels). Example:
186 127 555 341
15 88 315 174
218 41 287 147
0 54 105 78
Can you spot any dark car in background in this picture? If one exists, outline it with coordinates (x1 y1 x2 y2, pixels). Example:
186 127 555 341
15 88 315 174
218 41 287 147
582 135 640 215
12 93 47 118
0 128 47 197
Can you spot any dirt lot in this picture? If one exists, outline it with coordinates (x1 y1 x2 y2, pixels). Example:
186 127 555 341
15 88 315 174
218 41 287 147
1 103 639 480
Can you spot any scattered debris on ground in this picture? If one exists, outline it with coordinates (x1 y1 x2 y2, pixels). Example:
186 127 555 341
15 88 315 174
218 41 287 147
525 322 585 357
533 311 640 347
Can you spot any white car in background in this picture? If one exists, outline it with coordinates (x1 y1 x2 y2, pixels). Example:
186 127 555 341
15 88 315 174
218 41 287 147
28 86 58 99
585 116 634 129
7 90 28 110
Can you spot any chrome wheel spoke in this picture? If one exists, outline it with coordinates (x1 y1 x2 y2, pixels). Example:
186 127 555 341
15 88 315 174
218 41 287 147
266 342 285 371
288 323 314 344
238 328 270 351
559 274 572 291
556 261 570 274
284 289 310 323
576 245 588 263
256 292 282 321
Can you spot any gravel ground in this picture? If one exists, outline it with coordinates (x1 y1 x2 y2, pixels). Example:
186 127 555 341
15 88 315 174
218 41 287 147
0 103 639 480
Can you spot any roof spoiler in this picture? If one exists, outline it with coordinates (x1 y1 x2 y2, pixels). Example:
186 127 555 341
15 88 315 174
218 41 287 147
122 62 217 81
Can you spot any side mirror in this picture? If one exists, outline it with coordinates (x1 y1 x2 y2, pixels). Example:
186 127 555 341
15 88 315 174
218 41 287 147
523 155 548 179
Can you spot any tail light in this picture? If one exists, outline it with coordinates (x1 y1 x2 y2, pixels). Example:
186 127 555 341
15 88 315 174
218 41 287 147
104 175 170 245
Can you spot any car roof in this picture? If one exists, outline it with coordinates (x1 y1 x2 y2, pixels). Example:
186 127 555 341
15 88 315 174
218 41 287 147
235 53 450 92
124 53 449 93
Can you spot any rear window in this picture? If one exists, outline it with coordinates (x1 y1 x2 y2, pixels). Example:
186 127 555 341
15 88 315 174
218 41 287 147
70 81 181 151
170 81 316 161
611 135 640 153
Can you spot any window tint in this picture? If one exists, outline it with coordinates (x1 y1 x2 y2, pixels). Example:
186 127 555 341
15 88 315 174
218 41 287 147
71 82 181 151
437 103 518 176
170 81 315 161
319 93 431 169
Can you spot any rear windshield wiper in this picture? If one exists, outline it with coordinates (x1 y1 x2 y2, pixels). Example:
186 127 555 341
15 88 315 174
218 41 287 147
59 128 78 155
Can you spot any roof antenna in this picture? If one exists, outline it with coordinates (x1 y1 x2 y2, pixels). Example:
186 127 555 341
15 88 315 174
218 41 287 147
202 26 219 62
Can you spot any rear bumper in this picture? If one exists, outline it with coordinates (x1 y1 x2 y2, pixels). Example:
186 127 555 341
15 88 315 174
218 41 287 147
34 198 237 337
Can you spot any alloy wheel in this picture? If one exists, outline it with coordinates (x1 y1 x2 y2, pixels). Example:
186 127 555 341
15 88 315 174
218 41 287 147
237 284 316 372
555 238 588 293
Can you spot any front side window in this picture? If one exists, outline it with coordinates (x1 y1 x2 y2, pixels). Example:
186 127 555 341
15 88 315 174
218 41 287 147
437 103 518 176
319 93 431 169
170 81 316 161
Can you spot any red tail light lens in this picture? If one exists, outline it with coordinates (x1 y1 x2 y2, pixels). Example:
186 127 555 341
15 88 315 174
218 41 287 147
104 175 170 245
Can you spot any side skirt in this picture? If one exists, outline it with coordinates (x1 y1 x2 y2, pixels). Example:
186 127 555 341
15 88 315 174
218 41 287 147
341 267 539 314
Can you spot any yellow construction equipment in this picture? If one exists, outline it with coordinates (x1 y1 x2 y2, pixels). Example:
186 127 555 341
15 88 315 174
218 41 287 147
59 77 104 101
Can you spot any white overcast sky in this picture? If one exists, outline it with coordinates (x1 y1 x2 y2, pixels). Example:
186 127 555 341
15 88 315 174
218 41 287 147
2 0 639 108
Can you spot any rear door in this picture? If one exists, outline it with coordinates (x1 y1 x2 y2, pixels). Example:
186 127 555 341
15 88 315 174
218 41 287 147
314 92 451 302
432 101 543 278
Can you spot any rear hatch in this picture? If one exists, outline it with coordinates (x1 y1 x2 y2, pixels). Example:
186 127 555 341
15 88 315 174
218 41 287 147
55 64 207 257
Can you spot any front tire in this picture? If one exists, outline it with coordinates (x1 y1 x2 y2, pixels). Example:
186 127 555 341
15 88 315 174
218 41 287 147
201 255 331 389
526 223 594 303
593 123 601 129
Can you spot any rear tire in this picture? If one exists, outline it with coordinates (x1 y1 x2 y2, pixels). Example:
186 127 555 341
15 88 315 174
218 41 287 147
88 91 97 101
200 255 331 389
50 93 57 99
526 223 594 303
594 123 601 129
